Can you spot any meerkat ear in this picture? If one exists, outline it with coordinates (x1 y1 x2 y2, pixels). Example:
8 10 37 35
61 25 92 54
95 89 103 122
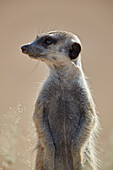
69 42 81 60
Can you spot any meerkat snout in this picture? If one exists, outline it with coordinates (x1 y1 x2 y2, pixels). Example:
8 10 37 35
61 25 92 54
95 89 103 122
21 44 30 54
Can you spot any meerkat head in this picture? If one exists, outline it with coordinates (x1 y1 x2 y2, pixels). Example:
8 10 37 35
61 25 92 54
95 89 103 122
21 31 81 66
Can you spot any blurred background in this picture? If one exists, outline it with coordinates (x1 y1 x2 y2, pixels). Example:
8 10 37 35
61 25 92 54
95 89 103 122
0 0 113 169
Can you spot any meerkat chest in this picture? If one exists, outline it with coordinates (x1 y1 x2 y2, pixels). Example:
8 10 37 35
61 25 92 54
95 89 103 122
43 82 81 145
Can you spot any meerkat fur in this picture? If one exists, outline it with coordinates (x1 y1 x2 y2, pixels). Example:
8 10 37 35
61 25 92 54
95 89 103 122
21 31 99 170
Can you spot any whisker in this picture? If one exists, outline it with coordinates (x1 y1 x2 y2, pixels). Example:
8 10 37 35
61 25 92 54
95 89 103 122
28 61 40 75
27 58 32 64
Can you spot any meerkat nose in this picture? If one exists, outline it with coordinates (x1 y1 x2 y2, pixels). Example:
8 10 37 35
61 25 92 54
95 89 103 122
21 45 29 53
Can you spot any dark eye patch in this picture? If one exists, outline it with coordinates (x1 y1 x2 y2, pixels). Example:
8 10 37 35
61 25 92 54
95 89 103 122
38 36 57 48
43 37 53 46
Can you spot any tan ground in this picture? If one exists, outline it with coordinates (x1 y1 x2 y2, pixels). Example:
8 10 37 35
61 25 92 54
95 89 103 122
0 0 113 169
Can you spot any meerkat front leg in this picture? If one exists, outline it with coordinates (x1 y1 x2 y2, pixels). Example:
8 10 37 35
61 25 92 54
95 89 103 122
33 99 55 170
35 141 44 170
72 109 96 170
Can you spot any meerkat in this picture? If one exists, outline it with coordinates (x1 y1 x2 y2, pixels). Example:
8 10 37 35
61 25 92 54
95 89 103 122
21 31 99 170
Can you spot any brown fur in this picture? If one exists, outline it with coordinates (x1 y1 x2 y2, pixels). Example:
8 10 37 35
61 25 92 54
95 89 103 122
21 31 99 170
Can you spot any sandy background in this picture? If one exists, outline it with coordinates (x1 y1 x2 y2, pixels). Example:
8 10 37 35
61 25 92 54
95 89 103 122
0 0 113 169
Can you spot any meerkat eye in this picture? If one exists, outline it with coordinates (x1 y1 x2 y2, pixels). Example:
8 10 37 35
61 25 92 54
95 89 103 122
43 37 53 46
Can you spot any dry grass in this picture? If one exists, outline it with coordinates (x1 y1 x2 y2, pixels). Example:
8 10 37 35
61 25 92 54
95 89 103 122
0 101 35 170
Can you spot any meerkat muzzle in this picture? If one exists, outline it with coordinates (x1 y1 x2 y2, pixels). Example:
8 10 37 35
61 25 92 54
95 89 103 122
21 44 29 54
